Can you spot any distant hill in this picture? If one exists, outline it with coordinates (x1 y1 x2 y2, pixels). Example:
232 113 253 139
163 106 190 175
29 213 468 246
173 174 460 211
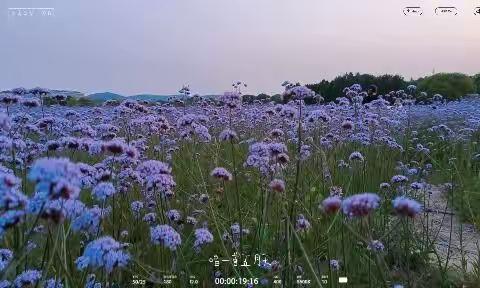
130 94 173 102
2 88 222 104
86 92 179 103
85 92 222 103
87 92 126 102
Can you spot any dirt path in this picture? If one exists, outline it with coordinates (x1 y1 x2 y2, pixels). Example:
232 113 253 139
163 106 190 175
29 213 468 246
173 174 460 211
422 184 480 273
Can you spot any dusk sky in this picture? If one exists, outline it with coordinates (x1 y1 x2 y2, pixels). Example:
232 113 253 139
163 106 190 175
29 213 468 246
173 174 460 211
1 0 478 95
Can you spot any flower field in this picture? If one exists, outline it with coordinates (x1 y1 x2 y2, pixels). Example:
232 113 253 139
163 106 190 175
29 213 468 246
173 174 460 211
0 84 479 287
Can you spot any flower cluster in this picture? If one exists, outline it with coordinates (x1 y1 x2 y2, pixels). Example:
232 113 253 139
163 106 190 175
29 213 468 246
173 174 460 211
210 167 233 181
342 193 380 217
193 228 214 253
322 196 342 215
0 172 28 237
72 205 108 235
368 240 385 252
295 214 311 232
348 151 365 162
166 209 182 223
76 236 130 273
137 160 176 198
220 91 242 109
0 249 13 271
13 269 42 287
244 142 289 175
150 225 182 251
223 223 249 248
284 85 315 100
92 182 116 201
219 129 238 142
28 158 82 201
269 179 285 193
392 196 422 217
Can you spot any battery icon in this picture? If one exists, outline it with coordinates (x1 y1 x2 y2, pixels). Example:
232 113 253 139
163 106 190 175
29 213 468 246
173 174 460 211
339 277 348 283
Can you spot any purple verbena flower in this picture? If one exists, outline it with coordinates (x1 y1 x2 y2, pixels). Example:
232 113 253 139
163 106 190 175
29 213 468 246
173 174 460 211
219 129 238 141
348 151 365 162
392 196 422 217
322 196 342 215
150 225 182 251
92 182 116 201
330 259 340 271
44 278 64 288
130 201 144 218
193 228 214 253
143 212 157 225
0 249 13 271
166 209 182 223
342 193 380 218
368 240 385 252
0 210 25 238
269 179 285 193
28 158 82 200
391 175 408 184
76 236 130 273
210 167 233 181
13 269 42 288
295 214 311 232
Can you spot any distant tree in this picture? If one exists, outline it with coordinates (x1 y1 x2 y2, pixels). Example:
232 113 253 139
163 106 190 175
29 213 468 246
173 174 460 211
375 74 406 93
307 73 407 102
417 73 475 100
103 99 120 106
242 94 255 104
77 97 95 106
472 74 480 94
42 96 56 106
66 96 78 106
270 94 282 103
306 80 328 101
255 93 270 102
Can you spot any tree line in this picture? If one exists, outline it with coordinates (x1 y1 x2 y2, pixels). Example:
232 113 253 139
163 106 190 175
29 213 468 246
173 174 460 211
242 72 480 104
